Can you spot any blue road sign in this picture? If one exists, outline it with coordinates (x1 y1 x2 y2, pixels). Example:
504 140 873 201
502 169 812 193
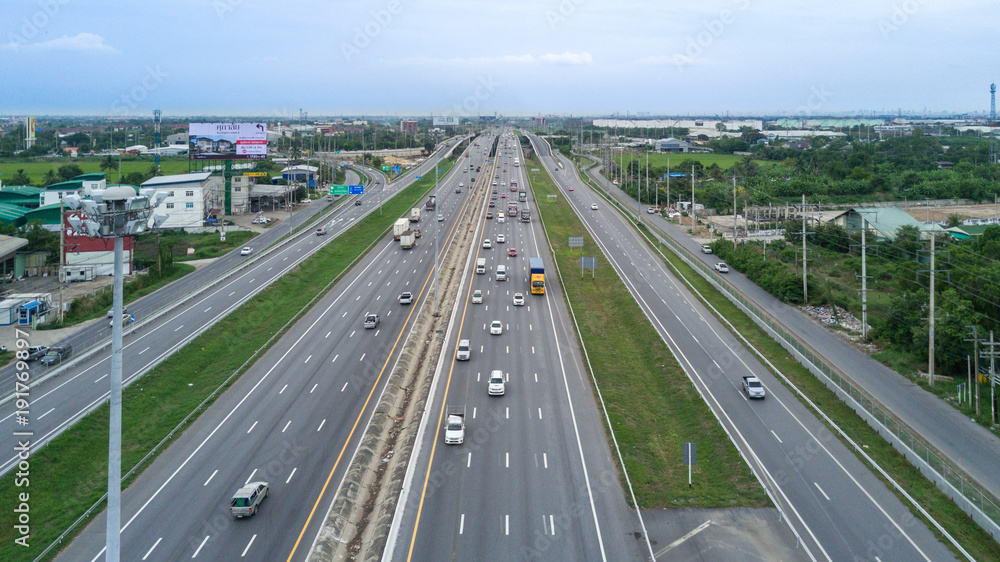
392 165 401 172
348 185 364 195
416 176 422 179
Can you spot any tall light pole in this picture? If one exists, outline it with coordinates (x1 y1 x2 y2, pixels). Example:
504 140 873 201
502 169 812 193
63 186 167 562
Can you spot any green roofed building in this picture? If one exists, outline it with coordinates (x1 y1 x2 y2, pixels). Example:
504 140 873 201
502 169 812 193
0 185 44 208
945 224 999 240
42 173 106 206
21 203 64 229
0 203 30 228
830 207 945 242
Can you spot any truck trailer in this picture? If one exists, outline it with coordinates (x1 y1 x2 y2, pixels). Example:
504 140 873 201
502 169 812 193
410 207 421 222
393 218 410 240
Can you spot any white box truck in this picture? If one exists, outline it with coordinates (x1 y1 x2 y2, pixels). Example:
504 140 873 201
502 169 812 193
410 207 421 222
393 218 410 240
476 258 486 274
400 231 416 249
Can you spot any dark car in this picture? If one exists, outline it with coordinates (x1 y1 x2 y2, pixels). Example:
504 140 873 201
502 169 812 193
40 345 72 366
486 212 494 219
355 200 362 206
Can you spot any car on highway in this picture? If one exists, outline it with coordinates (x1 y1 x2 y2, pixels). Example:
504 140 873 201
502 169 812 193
355 200 362 206
230 481 269 518
501 193 506 198
489 201 495 208
497 214 504 224
240 247 252 256
492 181 498 186
438 214 445 222
26 345 49 362
488 370 505 396
715 263 730 273
513 293 524 306
496 234 505 243
40 345 72 366
486 212 494 219
483 239 492 249
398 291 413 304
701 245 713 254
316 227 327 236
568 187 574 191
456 339 471 361
508 248 517 257
364 313 380 329
107 306 128 318
490 320 503 335
472 289 483 304
591 203 598 210
647 207 657 214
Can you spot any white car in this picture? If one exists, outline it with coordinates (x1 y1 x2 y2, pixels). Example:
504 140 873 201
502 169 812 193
438 214 445 222
240 247 252 256
715 263 730 273
496 234 505 243
591 204 598 210
488 370 506 396
513 293 524 306
483 239 492 249
472 289 483 304
490 320 503 335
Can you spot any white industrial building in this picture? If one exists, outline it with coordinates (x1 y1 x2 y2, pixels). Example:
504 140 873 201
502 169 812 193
654 138 691 153
141 172 220 231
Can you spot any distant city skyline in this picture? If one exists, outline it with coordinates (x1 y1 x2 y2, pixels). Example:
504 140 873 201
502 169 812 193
1 0 995 117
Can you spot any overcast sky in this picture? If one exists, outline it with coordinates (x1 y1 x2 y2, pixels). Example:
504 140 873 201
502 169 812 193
1 0 996 117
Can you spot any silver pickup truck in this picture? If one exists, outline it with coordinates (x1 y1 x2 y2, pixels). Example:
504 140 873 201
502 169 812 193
742 375 765 399
363 313 380 329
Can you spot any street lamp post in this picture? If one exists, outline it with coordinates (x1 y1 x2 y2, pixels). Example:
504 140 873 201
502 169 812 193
63 186 167 562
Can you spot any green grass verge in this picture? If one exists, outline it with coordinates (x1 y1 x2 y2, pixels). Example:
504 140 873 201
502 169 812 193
524 152 767 509
0 157 456 561
641 226 997 561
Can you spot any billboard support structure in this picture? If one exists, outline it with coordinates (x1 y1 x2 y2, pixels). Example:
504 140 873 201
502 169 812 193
225 160 232 215
189 122 268 217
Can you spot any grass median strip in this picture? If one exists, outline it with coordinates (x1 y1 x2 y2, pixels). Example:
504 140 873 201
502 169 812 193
637 223 997 561
0 158 455 562
524 153 766 509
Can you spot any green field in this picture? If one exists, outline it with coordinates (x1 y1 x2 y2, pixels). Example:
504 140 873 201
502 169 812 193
524 148 766 508
605 153 743 170
0 157 194 184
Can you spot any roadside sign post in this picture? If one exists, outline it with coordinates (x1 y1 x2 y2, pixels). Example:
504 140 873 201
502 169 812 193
683 442 696 488
579 256 596 279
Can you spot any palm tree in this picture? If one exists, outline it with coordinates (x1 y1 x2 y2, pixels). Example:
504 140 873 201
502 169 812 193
100 155 119 172
43 169 58 186
146 164 160 179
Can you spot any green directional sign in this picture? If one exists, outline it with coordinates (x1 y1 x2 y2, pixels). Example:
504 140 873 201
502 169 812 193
330 185 349 195
382 165 391 171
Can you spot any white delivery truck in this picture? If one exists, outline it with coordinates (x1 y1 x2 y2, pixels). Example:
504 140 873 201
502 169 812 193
393 218 410 240
410 207 421 222
476 258 486 274
400 230 416 249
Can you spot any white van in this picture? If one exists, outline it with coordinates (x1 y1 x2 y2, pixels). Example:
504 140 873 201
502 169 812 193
496 265 507 281
497 214 505 224
476 258 486 274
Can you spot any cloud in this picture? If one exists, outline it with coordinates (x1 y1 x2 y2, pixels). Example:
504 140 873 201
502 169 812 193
2 32 117 53
538 52 593 65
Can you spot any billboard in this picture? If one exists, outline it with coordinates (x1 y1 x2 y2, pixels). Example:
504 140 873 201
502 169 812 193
188 122 267 160
432 116 459 127
27 117 35 142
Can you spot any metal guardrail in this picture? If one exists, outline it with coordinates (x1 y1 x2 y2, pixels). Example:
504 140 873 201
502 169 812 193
573 153 1000 543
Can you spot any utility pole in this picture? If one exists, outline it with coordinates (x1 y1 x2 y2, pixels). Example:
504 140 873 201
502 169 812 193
733 175 738 250
59 199 65 323
987 331 999 424
857 218 871 339
691 165 696 231
928 233 936 386
966 326 981 416
802 194 808 301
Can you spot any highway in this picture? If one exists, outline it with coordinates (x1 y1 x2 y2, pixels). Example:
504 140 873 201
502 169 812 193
385 132 647 561
523 133 957 561
53 135 492 561
580 155 1000 508
0 143 465 477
